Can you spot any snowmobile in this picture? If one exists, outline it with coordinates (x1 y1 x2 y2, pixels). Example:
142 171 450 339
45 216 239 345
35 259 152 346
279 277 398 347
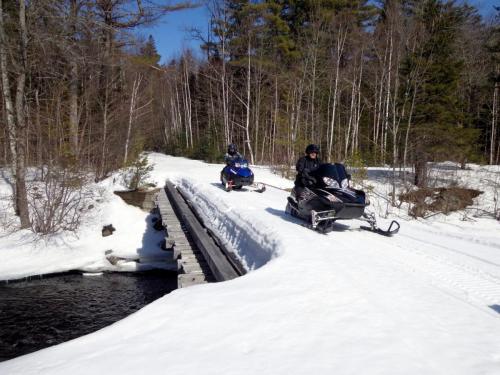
221 157 266 193
285 163 400 236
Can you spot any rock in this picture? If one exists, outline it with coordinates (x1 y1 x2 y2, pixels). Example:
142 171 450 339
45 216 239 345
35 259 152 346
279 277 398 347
102 224 116 237
160 238 175 251
153 219 165 231
106 255 119 265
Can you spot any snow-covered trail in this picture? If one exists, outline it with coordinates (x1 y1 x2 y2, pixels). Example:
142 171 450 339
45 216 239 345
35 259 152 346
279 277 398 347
164 157 500 372
2 154 500 375
179 166 500 314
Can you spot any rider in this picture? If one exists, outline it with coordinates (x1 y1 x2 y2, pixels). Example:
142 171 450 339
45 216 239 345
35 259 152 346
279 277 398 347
294 144 321 201
224 143 242 165
221 144 242 188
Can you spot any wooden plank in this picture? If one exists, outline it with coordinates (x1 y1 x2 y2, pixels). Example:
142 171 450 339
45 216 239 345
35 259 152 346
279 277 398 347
157 183 222 287
165 182 239 282
178 274 209 288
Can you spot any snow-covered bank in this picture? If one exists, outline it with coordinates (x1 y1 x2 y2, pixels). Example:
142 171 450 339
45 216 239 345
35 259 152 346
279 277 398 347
1 154 500 374
0 169 168 281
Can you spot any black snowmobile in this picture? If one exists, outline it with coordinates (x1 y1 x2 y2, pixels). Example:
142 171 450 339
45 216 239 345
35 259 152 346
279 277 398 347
286 163 400 236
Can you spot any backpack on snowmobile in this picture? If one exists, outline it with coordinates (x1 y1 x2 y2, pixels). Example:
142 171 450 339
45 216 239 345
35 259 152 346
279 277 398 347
286 163 399 235
220 157 265 193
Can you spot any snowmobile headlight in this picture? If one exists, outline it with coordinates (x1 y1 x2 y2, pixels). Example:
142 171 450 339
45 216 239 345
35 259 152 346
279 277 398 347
341 178 349 189
235 162 241 168
326 194 341 203
323 177 339 188
241 162 248 168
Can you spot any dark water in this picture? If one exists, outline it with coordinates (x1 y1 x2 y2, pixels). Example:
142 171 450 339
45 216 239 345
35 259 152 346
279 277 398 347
0 271 177 362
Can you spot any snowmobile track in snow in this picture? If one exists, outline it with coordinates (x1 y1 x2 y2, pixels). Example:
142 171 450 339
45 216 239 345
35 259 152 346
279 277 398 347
351 231 500 312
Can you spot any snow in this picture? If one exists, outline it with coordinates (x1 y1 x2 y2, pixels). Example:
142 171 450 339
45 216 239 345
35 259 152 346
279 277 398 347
1 153 500 374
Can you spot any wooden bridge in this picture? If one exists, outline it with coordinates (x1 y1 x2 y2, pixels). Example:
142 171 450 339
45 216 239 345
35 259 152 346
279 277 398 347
156 181 245 288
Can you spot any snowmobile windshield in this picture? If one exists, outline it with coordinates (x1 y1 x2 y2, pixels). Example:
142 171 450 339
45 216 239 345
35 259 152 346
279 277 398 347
312 163 349 188
231 158 249 169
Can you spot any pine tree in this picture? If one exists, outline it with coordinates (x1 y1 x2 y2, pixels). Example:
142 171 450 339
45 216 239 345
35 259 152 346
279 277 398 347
139 35 161 66
403 0 474 187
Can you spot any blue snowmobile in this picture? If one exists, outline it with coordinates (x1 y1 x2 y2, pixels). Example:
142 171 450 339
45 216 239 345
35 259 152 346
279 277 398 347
220 157 266 193
286 163 399 236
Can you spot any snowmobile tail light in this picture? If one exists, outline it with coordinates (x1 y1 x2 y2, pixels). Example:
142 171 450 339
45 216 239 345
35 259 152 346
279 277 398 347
323 177 339 188
341 178 349 189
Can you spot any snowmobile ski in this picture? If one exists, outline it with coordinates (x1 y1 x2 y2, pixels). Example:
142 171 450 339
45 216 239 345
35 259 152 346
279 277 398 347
359 219 400 237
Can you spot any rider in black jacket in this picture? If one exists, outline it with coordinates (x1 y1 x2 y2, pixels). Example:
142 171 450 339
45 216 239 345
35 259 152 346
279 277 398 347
294 144 321 200
224 143 242 165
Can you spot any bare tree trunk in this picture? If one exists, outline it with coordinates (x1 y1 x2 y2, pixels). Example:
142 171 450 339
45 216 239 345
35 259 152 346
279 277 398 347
491 78 498 165
100 83 109 178
310 32 319 140
68 0 79 156
391 49 401 206
328 26 346 161
345 74 356 157
14 0 30 227
354 58 363 154
0 0 30 227
34 89 42 167
272 76 278 164
403 84 417 185
374 69 384 162
383 27 393 165
124 73 142 164
253 58 263 163
245 40 254 164
0 0 16 170
183 59 193 148
217 8 230 146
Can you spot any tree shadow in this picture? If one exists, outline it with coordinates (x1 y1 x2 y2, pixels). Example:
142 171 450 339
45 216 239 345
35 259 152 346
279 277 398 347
118 211 176 271
209 182 252 192
136 212 166 258
0 169 14 193
489 305 500 314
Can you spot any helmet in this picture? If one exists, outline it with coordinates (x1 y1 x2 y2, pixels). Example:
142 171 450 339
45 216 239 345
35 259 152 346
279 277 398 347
305 144 320 155
227 143 237 155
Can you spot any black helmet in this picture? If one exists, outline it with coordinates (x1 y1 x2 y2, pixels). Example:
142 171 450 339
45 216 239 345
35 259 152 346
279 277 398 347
228 143 237 155
305 144 320 155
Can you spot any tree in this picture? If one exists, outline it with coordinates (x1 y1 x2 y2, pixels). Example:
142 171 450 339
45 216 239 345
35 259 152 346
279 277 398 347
404 0 472 187
0 0 30 228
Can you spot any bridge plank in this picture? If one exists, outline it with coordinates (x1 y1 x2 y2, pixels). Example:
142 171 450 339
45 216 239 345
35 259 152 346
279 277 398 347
165 182 239 282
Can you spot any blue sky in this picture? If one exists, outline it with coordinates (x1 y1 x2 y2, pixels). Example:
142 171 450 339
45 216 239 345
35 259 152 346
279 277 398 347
137 5 209 63
138 0 498 64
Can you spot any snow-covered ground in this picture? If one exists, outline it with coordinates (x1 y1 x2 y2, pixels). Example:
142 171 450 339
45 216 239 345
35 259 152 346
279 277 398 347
1 154 500 374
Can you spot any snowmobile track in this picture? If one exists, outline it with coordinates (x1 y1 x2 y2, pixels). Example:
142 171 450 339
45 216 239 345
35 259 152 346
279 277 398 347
399 232 500 268
353 232 500 311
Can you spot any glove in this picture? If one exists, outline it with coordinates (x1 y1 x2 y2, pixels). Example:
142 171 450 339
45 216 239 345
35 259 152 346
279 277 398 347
304 176 316 186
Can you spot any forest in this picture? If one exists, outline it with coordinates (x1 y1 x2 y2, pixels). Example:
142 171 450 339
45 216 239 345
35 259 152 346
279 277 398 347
0 0 499 231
